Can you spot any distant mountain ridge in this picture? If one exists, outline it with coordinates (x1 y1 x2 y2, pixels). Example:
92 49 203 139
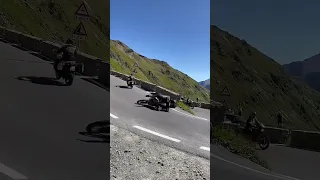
284 53 320 91
199 79 210 90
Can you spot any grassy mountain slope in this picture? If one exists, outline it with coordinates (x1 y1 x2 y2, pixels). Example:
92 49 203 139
110 40 210 103
0 0 109 61
211 25 320 131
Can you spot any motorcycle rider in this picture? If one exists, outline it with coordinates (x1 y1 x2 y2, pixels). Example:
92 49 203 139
246 111 258 132
127 74 133 85
54 39 77 79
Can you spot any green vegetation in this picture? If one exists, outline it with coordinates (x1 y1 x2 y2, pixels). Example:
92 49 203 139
211 25 320 131
176 101 194 115
110 40 210 103
0 0 109 62
212 125 270 170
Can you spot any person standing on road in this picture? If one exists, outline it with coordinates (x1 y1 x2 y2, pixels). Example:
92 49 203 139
277 112 283 128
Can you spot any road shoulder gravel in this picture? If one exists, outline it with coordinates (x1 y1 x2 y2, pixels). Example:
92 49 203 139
110 124 210 180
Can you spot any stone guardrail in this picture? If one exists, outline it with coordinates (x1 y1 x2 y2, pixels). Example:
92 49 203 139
111 70 181 100
0 26 108 83
264 127 290 144
290 130 320 152
221 121 290 144
181 100 211 109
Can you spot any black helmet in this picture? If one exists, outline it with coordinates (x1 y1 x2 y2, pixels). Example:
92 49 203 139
66 39 73 45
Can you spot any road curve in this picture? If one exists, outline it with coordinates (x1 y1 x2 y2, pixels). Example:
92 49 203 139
110 75 211 159
0 41 109 179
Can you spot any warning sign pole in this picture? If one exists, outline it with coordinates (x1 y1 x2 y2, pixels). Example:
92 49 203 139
73 2 89 49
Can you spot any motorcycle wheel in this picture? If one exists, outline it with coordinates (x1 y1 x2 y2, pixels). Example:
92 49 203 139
86 123 103 133
65 73 74 86
137 100 148 105
257 134 270 150
55 71 61 80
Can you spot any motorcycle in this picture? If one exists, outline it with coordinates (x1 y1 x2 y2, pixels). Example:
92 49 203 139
137 94 170 112
127 79 134 89
56 61 76 86
54 51 76 86
242 121 270 150
186 100 195 109
169 99 177 108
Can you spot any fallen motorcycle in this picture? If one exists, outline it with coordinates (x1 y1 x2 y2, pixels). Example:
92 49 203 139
169 99 177 108
137 94 170 112
185 100 195 109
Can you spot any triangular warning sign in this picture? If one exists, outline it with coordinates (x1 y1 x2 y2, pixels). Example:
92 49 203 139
222 99 228 109
75 2 89 16
73 22 87 36
220 86 230 96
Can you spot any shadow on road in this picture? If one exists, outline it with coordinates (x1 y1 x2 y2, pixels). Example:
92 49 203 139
135 101 168 112
29 52 54 62
81 78 109 91
16 76 66 86
116 85 132 89
78 120 110 143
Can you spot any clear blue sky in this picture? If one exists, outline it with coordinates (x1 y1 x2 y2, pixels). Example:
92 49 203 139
211 0 320 65
111 0 210 81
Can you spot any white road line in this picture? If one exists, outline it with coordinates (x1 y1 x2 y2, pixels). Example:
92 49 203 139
172 109 208 121
110 113 118 119
133 125 181 142
0 163 28 179
200 146 210 151
211 153 301 180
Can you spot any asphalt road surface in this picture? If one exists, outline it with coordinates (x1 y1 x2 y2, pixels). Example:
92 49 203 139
0 41 109 179
259 144 320 180
210 144 305 180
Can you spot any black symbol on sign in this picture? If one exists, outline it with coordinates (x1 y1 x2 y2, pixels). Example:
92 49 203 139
222 99 228 109
220 86 230 96
73 22 87 36
75 2 89 17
